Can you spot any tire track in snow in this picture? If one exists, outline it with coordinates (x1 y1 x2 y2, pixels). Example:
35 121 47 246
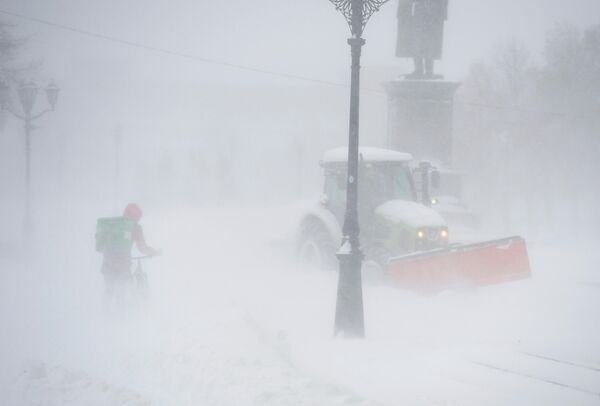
114 309 384 406
519 351 600 373
470 360 600 398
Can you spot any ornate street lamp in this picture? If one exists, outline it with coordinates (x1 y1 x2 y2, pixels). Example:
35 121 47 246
0 80 60 238
327 0 391 338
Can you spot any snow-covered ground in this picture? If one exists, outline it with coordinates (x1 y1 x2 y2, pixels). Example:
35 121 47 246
1 206 599 405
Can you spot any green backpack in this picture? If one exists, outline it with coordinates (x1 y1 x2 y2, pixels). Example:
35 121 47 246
95 216 135 254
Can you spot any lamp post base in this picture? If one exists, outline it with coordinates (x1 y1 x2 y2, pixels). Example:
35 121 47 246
334 245 365 338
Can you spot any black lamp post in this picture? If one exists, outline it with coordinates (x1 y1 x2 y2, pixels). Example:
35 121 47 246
0 80 9 111
327 0 390 338
0 79 60 237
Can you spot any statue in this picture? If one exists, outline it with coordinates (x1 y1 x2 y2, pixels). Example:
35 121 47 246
396 0 448 79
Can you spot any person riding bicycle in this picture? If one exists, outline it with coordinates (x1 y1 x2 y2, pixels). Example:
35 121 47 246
101 203 161 303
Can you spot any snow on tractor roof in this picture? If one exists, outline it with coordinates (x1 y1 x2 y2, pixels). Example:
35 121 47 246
321 147 412 165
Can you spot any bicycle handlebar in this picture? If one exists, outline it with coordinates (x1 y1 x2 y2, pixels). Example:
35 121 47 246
131 255 154 260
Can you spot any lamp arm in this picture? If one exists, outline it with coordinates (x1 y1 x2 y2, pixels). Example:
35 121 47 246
31 108 52 121
2 105 26 120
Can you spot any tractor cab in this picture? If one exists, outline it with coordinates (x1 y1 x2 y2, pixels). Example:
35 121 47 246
320 147 417 225
316 147 448 260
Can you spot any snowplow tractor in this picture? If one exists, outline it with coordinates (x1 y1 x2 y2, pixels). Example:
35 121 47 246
298 146 531 293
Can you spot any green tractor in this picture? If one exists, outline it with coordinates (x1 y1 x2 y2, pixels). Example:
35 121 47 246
298 147 448 269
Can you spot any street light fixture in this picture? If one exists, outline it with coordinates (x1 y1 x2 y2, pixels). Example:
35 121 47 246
1 79 60 238
18 81 39 116
45 82 59 111
327 0 391 338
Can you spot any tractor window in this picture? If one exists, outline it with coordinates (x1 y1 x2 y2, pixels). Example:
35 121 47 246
324 171 346 220
389 165 416 201
361 164 415 203
324 164 415 213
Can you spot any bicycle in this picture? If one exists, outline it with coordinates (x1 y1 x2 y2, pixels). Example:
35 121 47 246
103 255 156 313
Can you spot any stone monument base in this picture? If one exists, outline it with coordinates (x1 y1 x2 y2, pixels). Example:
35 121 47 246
383 79 459 166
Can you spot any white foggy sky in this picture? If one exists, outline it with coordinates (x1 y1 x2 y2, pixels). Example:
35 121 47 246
3 0 600 85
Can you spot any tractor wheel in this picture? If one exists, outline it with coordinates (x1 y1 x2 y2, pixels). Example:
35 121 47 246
297 219 337 271
363 244 391 285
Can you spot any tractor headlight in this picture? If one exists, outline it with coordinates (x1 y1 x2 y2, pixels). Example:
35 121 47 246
440 228 448 239
417 229 425 239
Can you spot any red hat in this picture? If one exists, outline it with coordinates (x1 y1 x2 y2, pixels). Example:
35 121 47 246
123 203 142 222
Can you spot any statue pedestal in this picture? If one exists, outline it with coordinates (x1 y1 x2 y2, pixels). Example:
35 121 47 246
383 79 460 166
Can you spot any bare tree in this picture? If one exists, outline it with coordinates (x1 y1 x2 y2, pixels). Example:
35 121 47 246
492 40 533 231
539 24 600 231
495 39 531 106
0 20 23 74
0 20 40 83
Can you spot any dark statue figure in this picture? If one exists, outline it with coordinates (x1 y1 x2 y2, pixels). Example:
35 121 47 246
396 0 448 79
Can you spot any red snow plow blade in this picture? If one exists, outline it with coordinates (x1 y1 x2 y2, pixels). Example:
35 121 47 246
388 236 531 294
